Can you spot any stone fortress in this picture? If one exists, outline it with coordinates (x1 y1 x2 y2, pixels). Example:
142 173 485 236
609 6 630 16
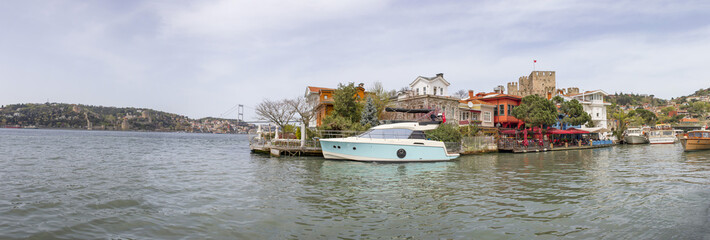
507 71 580 97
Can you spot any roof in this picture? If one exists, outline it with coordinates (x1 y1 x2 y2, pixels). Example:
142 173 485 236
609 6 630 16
474 92 522 100
306 86 335 94
409 74 451 87
459 99 495 105
568 89 609 97
680 118 700 122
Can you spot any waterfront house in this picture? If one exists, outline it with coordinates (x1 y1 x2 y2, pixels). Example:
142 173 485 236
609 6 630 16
392 73 461 123
410 73 450 97
472 90 523 128
305 84 366 127
458 90 495 127
554 90 611 129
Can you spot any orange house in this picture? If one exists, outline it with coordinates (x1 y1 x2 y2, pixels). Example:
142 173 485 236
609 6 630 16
473 92 523 128
306 84 366 127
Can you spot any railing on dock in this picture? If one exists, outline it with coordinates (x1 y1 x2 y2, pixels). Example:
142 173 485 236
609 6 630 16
461 136 497 154
497 138 551 152
444 142 461 154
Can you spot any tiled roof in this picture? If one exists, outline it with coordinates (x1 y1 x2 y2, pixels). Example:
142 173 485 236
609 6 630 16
307 86 335 93
459 99 495 105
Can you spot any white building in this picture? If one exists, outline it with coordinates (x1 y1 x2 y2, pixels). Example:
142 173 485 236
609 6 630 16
409 73 450 97
558 90 611 129
393 73 461 123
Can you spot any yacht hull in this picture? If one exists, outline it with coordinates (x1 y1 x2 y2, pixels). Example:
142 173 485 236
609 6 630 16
624 135 649 144
680 138 710 151
319 138 459 162
649 137 677 144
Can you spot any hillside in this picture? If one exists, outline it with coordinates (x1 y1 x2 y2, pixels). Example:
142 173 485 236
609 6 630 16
605 92 667 107
672 87 710 104
0 103 253 133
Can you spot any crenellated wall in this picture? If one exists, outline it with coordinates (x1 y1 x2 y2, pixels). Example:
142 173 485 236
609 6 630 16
506 71 557 97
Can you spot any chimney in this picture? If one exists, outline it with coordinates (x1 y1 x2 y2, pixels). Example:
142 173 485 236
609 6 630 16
468 90 474 99
436 73 443 78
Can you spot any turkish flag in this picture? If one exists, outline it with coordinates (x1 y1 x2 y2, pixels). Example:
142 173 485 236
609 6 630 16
534 60 537 63
442 111 446 123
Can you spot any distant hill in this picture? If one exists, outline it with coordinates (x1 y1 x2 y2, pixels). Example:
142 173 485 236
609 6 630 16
605 92 667 107
0 103 253 133
672 87 710 104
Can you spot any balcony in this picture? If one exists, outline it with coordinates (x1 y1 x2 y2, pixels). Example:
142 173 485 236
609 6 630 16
459 120 482 125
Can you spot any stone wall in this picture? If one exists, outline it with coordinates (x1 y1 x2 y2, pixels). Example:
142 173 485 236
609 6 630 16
507 71 558 97
391 95 460 122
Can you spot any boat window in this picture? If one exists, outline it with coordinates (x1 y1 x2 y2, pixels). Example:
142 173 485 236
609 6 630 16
409 131 427 139
704 133 710 138
358 128 414 139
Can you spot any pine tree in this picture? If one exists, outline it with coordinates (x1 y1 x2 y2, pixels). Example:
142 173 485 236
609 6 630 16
360 96 378 126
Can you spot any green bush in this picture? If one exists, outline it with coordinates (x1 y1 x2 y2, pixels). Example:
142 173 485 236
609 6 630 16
426 123 462 143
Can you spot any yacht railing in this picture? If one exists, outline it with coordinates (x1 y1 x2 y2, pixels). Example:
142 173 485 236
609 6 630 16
444 142 462 154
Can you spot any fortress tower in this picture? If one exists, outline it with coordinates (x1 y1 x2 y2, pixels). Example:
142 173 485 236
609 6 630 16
506 71 556 97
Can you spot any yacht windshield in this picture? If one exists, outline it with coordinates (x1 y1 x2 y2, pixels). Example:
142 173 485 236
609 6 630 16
358 128 414 139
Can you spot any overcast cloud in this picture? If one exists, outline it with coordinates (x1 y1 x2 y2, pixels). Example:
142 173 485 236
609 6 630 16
1 0 709 120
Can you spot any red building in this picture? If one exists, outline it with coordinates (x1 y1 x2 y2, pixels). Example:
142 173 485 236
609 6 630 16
473 91 523 128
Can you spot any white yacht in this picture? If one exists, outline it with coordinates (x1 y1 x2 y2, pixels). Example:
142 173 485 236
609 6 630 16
623 128 649 144
319 122 460 162
648 124 678 144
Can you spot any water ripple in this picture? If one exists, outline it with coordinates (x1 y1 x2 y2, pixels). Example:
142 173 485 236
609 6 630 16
1 129 710 239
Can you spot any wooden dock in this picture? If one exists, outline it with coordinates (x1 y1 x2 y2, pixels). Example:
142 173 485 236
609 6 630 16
250 139 323 157
498 139 615 153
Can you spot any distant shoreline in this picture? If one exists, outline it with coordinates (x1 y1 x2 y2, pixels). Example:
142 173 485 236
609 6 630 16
0 126 251 134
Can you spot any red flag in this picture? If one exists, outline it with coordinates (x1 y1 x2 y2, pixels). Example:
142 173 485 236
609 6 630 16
534 60 537 63
442 111 446 123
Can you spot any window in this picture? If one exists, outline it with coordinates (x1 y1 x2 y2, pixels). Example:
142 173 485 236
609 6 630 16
409 131 427 139
416 88 419 95
484 112 492 122
434 88 437 95
499 104 505 115
508 105 514 116
358 129 414 139
493 106 497 116
324 95 328 100
423 87 427 94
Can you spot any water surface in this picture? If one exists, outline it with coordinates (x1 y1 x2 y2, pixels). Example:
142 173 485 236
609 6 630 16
1 129 709 239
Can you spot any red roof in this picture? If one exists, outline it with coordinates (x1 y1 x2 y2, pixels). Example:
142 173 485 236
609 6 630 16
459 99 495 105
680 118 699 123
472 92 522 101
307 86 334 93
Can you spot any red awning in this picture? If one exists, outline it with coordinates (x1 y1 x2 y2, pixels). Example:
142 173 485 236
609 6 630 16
566 128 590 134
501 129 518 134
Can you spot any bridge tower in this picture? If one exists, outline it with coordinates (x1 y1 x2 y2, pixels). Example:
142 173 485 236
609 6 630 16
238 104 244 122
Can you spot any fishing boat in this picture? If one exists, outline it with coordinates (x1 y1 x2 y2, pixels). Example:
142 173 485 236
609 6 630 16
680 130 710 151
647 124 677 144
623 128 649 144
319 122 460 162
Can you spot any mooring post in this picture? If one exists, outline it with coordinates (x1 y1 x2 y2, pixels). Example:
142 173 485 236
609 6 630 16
300 125 306 148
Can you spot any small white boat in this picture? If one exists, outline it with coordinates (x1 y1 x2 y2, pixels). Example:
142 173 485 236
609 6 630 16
319 122 460 162
623 128 649 144
648 124 678 144
648 130 677 144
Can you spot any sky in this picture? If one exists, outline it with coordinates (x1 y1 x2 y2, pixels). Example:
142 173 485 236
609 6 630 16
2 0 709 120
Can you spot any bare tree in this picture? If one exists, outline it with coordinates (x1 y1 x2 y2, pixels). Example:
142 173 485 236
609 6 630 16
369 81 394 119
287 96 317 128
255 99 295 133
453 89 468 99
